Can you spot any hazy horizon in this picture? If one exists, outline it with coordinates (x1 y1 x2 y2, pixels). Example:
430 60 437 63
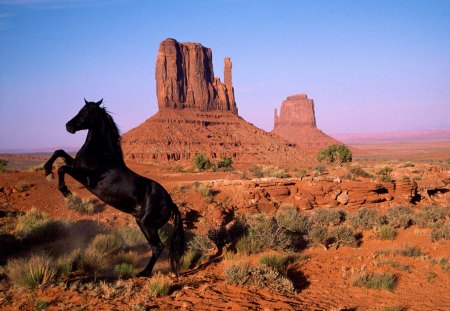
1 0 450 150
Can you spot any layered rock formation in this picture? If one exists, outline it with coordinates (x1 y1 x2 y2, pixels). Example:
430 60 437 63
122 39 314 166
272 94 341 149
156 38 237 113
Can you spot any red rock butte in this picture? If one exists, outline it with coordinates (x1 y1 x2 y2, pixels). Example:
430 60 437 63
121 38 314 166
271 94 341 149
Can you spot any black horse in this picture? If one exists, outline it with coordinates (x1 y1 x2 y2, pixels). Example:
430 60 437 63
44 99 185 277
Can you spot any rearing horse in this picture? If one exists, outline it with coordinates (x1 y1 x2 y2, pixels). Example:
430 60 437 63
44 99 185 277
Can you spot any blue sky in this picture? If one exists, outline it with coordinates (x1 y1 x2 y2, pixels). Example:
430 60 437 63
0 0 449 151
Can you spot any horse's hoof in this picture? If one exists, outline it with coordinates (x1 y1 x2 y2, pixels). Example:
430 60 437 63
136 270 152 278
62 190 72 198
46 173 54 182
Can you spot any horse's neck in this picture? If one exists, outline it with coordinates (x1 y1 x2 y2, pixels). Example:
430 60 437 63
77 127 123 162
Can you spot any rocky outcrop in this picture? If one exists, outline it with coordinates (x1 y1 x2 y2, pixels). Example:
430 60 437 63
272 94 341 150
122 38 315 166
156 38 237 113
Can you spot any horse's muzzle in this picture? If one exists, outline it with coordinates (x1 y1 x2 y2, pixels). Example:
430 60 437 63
66 123 76 134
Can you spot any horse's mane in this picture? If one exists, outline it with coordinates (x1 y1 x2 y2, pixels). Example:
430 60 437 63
98 107 123 158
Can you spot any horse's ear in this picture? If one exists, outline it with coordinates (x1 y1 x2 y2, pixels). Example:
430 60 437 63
84 98 88 105
96 99 103 106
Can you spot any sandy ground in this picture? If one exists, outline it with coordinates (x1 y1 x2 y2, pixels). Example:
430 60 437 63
0 141 449 310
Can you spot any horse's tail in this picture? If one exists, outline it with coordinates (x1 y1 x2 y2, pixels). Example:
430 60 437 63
169 203 185 275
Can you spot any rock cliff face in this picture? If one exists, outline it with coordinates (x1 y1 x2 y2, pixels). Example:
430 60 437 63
272 94 341 149
121 39 314 166
156 38 237 113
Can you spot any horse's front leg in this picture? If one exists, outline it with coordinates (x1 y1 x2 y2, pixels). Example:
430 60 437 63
44 149 75 180
57 165 88 198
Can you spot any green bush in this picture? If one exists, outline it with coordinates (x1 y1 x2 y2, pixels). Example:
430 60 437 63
385 205 414 229
377 225 396 240
317 145 352 164
181 235 214 270
249 165 264 178
217 157 233 170
353 273 397 291
415 205 448 228
350 207 381 230
15 208 63 241
312 209 346 226
89 233 123 255
258 254 290 274
78 248 107 277
114 263 136 279
394 245 424 257
349 166 373 178
194 154 213 171
329 225 359 247
307 226 329 246
117 225 147 248
275 204 311 234
431 222 450 242
236 214 285 254
6 254 58 290
147 273 173 297
223 261 295 294
65 195 99 214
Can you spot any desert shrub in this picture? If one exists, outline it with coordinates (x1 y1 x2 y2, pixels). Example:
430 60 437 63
194 183 214 203
181 235 214 270
317 145 352 164
223 260 295 294
263 167 290 178
313 165 327 176
15 208 64 241
114 263 136 279
65 195 99 214
57 250 81 278
312 209 346 227
235 214 276 254
147 273 173 297
349 166 373 178
117 225 147 248
433 257 450 272
400 162 415 168
350 207 381 230
258 253 290 274
275 204 311 234
377 166 393 182
353 273 397 291
0 158 7 173
78 248 107 277
307 226 329 245
208 218 247 250
394 245 424 257
376 225 396 240
431 222 450 242
194 154 213 171
115 251 139 266
378 261 411 272
385 205 414 229
415 205 448 228
6 254 58 290
329 225 359 247
249 165 264 178
89 233 123 255
217 157 233 170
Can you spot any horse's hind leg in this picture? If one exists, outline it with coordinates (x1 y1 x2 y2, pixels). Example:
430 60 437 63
44 150 74 179
136 223 164 277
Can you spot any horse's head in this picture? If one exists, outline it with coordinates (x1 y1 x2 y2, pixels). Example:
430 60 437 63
66 99 103 134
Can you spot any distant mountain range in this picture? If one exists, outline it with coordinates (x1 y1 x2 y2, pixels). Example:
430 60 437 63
333 129 450 144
